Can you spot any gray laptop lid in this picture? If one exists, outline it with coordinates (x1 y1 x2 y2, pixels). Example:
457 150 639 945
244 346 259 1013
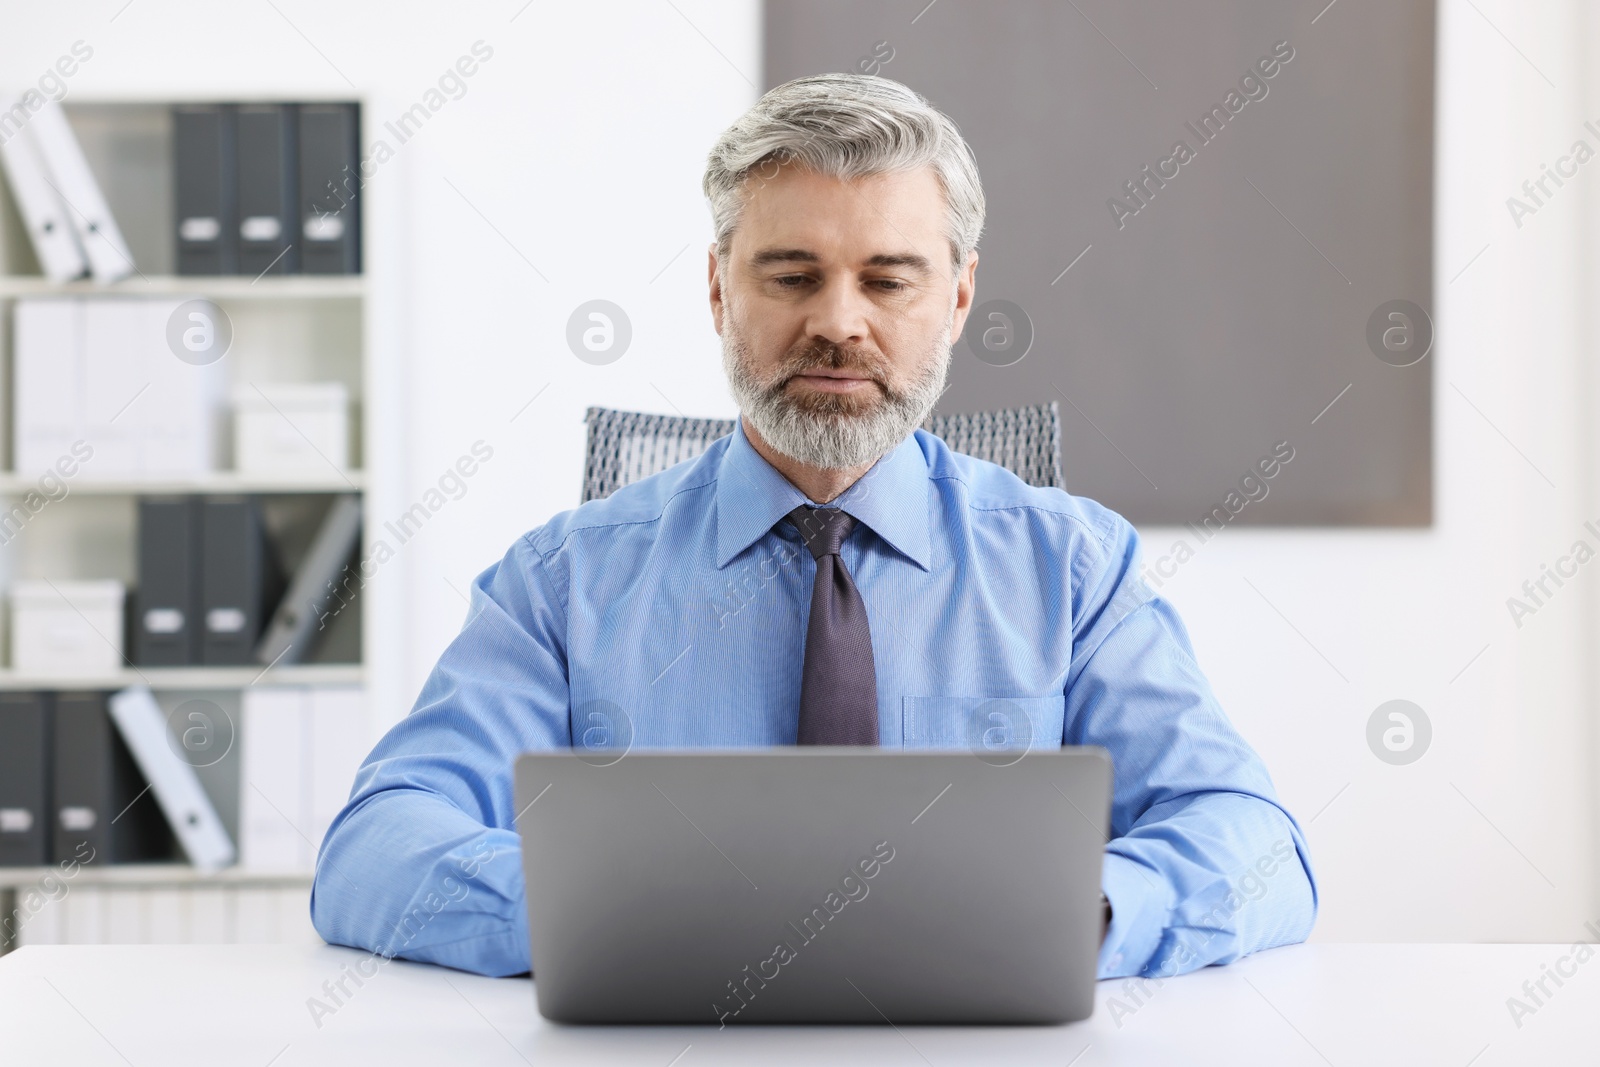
514 748 1112 1024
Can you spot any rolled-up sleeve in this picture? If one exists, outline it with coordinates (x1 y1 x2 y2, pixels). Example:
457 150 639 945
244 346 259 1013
1064 516 1318 980
309 533 570 977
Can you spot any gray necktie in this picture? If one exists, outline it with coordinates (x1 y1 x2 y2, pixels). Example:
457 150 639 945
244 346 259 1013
784 505 879 746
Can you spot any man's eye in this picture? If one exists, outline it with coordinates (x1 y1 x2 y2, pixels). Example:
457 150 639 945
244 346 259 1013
773 275 811 289
871 279 907 292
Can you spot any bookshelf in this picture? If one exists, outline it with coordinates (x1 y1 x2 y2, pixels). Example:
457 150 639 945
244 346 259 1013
0 433 366 495
0 97 378 953
0 863 314 891
0 471 366 495
0 275 366 299
0 664 364 692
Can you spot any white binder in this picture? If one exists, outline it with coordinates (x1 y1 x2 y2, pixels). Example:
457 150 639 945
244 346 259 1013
0 98 88 282
12 298 83 473
238 684 368 873
307 685 367 846
239 686 310 871
107 687 236 872
26 97 134 282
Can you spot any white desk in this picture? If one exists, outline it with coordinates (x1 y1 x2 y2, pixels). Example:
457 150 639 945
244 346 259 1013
0 943 1589 1065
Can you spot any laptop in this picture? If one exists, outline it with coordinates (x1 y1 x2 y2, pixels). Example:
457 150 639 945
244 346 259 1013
514 747 1112 1024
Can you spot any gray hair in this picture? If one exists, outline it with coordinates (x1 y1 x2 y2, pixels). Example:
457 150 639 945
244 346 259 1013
703 73 985 274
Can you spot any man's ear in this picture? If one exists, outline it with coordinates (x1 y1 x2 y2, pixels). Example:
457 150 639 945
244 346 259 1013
708 243 725 335
948 250 979 343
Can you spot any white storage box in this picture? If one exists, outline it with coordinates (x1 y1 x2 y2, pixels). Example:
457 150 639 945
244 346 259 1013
10 580 126 675
233 382 350 474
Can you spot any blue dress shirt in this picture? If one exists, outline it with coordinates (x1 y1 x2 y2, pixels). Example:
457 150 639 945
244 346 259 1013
311 419 1317 981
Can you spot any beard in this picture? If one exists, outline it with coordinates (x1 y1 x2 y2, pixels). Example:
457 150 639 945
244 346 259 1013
721 299 953 471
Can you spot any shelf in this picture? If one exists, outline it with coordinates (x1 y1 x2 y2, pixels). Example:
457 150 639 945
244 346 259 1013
0 275 364 300
0 664 364 692
0 471 364 495
0 864 313 891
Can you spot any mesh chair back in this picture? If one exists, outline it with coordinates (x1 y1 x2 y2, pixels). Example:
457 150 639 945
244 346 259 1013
581 402 1062 503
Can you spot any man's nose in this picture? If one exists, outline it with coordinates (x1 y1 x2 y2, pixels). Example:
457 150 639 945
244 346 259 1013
802 277 871 347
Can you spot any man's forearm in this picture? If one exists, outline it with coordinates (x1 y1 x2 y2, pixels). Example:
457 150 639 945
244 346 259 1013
1096 790 1316 979
311 789 531 977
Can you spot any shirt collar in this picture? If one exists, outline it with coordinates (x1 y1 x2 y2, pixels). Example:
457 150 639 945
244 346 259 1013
715 417 932 572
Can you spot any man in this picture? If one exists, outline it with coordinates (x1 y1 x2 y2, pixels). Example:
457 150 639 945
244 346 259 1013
311 73 1316 982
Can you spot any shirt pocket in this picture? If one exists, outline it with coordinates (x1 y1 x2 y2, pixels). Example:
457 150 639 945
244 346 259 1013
901 695 1066 752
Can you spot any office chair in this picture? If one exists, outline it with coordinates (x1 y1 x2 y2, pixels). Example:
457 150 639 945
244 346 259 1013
581 402 1063 503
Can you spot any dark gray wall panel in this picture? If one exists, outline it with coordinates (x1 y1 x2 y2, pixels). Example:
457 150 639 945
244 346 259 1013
764 0 1434 525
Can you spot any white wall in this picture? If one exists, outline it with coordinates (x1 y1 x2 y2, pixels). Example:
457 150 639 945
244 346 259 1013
1145 0 1598 943
6 0 1594 944
375 0 759 712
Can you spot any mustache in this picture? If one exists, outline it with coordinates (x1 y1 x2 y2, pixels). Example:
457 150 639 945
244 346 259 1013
771 342 891 391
